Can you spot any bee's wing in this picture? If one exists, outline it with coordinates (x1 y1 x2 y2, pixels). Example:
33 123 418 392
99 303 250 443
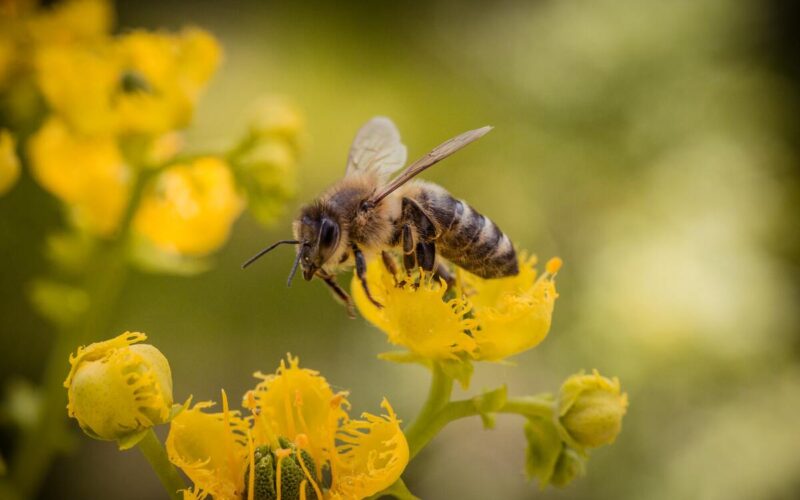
368 125 492 205
346 116 408 181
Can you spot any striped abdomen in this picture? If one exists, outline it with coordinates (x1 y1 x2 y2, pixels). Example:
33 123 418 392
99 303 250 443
413 183 518 278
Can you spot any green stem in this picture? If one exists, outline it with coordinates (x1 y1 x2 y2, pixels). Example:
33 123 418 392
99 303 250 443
137 429 186 500
402 363 453 452
408 394 554 459
9 168 151 497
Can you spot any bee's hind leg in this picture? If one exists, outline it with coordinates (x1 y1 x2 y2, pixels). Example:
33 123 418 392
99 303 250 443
352 243 383 309
317 271 355 318
433 262 456 290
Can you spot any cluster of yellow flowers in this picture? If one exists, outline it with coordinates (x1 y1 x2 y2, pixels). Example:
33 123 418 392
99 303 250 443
65 333 408 500
1 0 299 261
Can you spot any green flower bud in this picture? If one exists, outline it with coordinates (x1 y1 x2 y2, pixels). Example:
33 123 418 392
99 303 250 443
557 370 628 450
64 332 173 449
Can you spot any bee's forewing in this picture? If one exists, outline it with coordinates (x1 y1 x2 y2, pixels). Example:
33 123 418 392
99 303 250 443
368 125 492 205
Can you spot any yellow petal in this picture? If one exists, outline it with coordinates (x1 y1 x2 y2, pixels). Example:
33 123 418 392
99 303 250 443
332 399 409 498
244 355 349 469
167 394 249 500
133 157 243 255
353 262 478 361
465 256 560 361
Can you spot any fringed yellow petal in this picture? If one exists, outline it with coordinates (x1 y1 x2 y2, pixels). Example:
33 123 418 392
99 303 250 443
353 261 478 361
166 396 249 500
466 256 561 361
243 355 348 469
133 156 243 256
64 332 173 445
332 399 409 499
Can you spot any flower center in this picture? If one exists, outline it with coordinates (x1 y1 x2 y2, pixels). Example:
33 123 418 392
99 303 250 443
244 437 330 500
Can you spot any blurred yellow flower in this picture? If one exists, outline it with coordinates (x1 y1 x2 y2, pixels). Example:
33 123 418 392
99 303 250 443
35 27 221 136
353 254 560 363
557 370 628 451
134 156 244 256
64 331 173 449
26 0 112 46
0 130 20 195
169 356 408 500
28 118 131 236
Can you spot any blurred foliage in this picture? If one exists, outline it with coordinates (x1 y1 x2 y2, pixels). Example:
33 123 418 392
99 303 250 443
1 0 799 498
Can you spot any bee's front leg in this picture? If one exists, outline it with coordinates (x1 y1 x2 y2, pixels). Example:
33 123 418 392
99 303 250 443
352 243 383 309
317 270 355 318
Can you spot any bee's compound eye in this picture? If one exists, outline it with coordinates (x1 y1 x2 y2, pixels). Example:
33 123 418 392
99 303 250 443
319 218 340 250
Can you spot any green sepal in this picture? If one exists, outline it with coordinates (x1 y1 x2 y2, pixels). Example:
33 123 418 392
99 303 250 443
440 358 473 390
27 279 89 326
524 415 562 488
128 235 211 276
377 351 429 366
116 428 149 451
550 447 585 488
472 385 507 429
366 478 420 500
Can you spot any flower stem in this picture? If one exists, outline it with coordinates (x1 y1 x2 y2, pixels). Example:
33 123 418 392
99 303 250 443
403 363 453 455
407 394 554 459
137 429 186 500
9 169 151 498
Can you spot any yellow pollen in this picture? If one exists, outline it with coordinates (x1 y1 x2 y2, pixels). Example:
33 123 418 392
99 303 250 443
295 433 309 448
546 257 563 275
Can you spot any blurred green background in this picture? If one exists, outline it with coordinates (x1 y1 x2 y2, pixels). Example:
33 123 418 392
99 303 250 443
2 0 800 498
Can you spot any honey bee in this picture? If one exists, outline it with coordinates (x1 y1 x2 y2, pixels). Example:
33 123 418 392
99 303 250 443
243 117 518 316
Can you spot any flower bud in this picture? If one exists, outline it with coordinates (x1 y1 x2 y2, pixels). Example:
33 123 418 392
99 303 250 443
64 332 173 449
249 96 304 143
557 370 628 450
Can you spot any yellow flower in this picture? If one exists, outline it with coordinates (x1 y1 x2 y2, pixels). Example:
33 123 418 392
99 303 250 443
167 392 249 500
557 370 628 451
169 356 408 500
35 27 221 136
28 118 130 236
353 254 560 363
0 130 20 196
64 331 173 449
353 266 478 361
133 156 244 256
26 0 112 46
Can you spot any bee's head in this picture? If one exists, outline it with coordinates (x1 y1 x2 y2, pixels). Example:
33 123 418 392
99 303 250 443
294 203 342 281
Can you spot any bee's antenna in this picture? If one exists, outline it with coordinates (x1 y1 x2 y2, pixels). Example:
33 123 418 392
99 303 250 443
286 251 303 287
241 239 299 269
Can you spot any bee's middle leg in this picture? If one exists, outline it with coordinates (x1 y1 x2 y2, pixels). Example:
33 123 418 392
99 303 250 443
317 270 355 318
401 197 438 274
352 243 383 308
